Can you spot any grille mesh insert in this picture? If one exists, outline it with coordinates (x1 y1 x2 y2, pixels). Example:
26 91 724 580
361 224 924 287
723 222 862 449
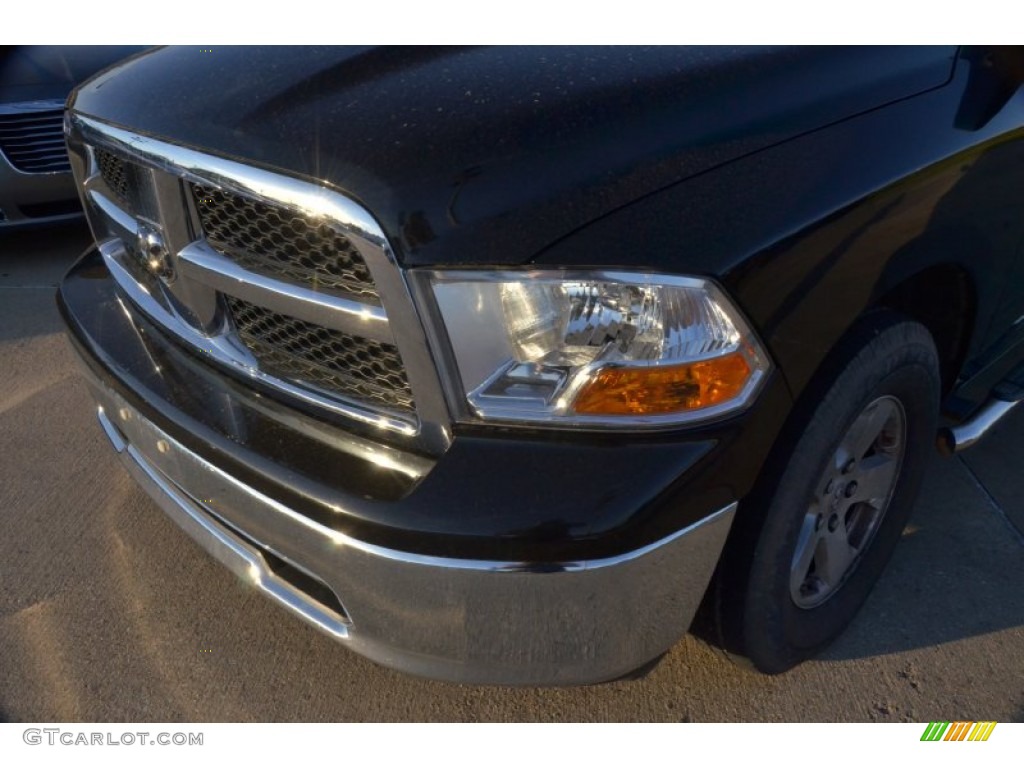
227 296 414 414
95 148 132 201
194 184 379 302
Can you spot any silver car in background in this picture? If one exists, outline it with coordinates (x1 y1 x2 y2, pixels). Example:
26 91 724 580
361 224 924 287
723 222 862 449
0 46 144 229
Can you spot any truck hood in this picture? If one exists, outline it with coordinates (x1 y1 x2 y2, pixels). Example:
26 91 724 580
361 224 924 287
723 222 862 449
69 45 957 267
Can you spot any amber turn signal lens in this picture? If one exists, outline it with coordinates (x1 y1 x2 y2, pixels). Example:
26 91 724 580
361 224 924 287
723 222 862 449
572 352 753 416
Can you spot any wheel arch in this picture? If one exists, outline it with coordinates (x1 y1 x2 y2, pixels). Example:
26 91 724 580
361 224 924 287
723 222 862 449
872 263 977 399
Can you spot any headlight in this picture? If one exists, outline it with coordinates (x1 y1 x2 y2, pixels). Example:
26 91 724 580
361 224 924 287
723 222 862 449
417 270 770 428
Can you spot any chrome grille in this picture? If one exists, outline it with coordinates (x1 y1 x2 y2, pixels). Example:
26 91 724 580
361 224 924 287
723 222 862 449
193 184 379 303
0 109 70 173
70 114 450 448
227 296 415 414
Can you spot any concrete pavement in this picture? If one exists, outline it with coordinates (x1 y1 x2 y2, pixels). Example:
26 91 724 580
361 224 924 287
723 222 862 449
0 224 1021 722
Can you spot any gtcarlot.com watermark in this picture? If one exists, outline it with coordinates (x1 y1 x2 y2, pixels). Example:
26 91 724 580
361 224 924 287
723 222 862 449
23 729 203 747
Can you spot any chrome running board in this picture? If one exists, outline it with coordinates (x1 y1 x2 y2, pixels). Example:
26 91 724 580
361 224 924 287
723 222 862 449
938 397 1021 455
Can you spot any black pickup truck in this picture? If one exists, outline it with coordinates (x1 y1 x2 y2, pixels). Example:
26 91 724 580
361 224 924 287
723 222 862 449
59 46 1024 685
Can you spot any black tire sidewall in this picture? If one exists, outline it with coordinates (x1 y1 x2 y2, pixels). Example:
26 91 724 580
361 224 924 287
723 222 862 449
742 319 940 673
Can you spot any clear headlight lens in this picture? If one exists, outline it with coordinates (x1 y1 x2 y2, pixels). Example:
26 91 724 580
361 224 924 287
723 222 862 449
421 270 770 427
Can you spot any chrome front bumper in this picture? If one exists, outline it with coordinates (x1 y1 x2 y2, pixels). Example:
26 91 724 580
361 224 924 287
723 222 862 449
85 376 735 685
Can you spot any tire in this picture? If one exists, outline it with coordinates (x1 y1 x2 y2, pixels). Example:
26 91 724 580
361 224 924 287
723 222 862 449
717 312 940 673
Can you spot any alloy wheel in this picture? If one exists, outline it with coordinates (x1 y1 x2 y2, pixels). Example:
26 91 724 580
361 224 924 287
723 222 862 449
789 395 907 609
